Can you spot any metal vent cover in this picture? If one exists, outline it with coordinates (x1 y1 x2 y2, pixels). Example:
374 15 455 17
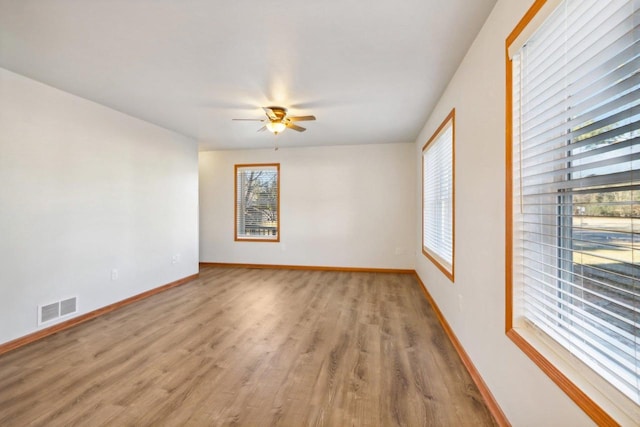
39 302 60 324
38 296 78 325
60 297 77 316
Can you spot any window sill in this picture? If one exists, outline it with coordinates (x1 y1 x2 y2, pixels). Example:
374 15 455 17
508 323 639 426
422 247 454 282
235 237 280 243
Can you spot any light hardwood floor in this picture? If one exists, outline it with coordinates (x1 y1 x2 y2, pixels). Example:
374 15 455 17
0 267 498 426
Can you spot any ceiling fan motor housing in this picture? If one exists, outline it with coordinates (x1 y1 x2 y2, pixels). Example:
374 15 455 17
266 106 287 120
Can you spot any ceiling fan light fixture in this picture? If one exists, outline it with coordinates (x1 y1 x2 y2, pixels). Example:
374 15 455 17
266 121 286 134
233 106 315 135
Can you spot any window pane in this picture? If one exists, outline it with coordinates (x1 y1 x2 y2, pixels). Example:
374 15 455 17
422 111 454 279
511 0 639 405
235 164 279 241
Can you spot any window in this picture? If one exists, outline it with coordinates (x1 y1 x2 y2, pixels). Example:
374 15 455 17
422 109 455 280
507 0 639 422
235 164 280 242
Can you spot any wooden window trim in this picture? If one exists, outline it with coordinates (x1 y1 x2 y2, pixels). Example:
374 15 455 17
234 163 280 243
505 1 620 425
421 108 455 282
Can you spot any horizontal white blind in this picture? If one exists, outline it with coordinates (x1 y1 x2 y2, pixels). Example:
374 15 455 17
235 165 279 239
423 123 453 271
512 0 639 404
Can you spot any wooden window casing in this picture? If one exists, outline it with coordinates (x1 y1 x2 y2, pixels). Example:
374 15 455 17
422 109 455 281
506 1 639 424
234 163 280 242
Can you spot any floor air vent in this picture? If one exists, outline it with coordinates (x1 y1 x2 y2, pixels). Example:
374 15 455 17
38 297 78 325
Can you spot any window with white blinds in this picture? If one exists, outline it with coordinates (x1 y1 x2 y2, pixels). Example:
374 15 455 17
235 164 280 242
422 110 455 280
510 0 639 408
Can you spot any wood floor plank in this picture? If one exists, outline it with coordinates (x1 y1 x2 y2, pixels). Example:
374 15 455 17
0 267 498 426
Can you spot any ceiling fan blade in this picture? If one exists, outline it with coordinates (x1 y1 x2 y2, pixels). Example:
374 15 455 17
287 123 306 132
257 126 267 132
263 107 277 121
232 118 264 121
287 115 316 122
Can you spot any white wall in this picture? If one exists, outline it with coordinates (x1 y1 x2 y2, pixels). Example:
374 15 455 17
414 1 594 425
200 143 415 269
0 68 199 345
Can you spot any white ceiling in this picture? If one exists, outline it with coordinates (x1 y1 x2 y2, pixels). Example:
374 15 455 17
0 0 496 151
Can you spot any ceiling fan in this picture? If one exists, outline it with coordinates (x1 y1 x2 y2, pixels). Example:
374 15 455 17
233 106 316 135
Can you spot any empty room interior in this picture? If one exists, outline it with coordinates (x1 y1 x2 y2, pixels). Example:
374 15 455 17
1 0 638 425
